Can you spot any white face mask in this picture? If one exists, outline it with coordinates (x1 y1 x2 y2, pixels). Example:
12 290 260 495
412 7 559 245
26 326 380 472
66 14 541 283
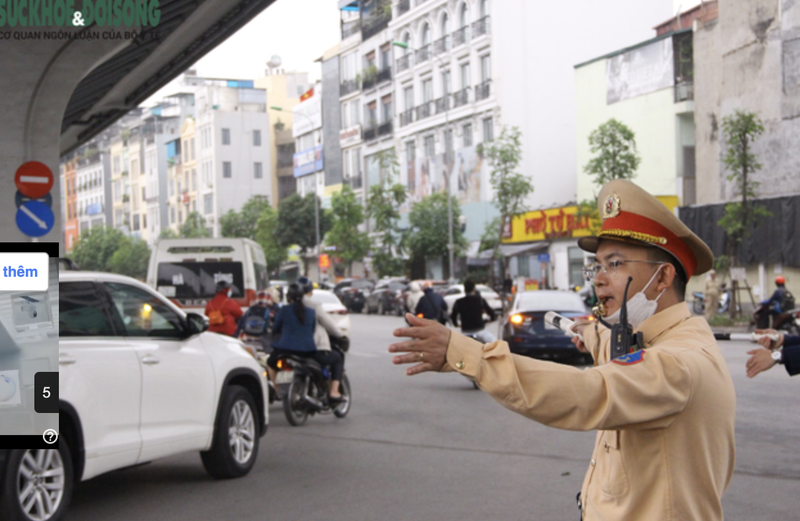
605 264 665 329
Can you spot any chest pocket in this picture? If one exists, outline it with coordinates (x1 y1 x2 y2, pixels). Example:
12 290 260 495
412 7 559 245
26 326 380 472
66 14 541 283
599 430 630 498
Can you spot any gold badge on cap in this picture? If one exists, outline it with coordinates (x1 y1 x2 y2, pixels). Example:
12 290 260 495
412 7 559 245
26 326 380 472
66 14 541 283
602 193 620 220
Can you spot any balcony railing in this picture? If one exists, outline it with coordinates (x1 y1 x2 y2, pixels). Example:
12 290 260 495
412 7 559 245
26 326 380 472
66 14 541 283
376 66 392 84
399 109 414 127
675 82 694 102
398 0 410 15
472 16 490 37
341 20 361 39
433 36 451 55
416 101 433 121
416 44 431 64
362 74 376 91
453 26 469 47
475 80 491 102
340 78 360 97
435 95 450 114
453 87 469 107
397 54 413 73
363 126 377 141
378 120 394 136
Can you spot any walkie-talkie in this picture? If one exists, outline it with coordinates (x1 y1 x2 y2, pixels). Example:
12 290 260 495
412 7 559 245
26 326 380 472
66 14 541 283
598 277 645 361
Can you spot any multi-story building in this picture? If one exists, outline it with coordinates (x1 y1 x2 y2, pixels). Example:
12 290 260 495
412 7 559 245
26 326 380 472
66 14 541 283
74 144 109 235
255 59 311 205
61 153 79 252
194 79 271 237
292 82 325 199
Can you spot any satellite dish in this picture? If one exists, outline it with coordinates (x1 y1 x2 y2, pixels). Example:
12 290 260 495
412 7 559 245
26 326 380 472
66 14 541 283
268 55 282 69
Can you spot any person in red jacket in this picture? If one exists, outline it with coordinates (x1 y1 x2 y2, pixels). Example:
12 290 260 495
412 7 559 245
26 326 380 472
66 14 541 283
205 280 243 336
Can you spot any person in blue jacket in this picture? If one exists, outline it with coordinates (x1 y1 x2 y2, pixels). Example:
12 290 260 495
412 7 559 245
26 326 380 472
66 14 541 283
266 284 344 402
745 328 800 378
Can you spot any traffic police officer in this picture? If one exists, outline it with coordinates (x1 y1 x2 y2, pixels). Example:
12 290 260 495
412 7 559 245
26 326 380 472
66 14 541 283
389 180 736 520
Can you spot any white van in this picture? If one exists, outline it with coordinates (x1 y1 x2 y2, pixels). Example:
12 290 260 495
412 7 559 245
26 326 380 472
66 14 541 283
146 238 269 314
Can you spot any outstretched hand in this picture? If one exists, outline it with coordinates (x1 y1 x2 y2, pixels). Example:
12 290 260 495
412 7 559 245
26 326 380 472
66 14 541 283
745 347 776 378
389 313 452 376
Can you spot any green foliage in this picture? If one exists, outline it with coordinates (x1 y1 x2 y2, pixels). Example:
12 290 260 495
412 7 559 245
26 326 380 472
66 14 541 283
255 206 287 275
407 192 467 262
367 149 408 278
276 193 333 274
159 229 179 239
584 118 641 185
575 198 602 235
717 111 771 253
180 212 211 238
72 226 150 279
108 238 151 281
326 186 370 275
220 196 272 240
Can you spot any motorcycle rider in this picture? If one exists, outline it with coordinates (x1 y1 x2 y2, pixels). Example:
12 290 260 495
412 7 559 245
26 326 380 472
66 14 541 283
757 276 789 329
298 276 347 371
450 278 497 343
415 282 448 324
406 281 424 315
704 269 721 321
266 284 345 403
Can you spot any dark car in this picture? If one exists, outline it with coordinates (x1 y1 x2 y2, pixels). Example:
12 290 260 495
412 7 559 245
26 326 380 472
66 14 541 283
365 278 408 315
333 278 375 313
503 290 594 364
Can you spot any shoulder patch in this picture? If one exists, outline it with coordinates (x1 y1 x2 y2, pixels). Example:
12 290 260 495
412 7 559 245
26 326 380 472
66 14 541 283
613 350 645 366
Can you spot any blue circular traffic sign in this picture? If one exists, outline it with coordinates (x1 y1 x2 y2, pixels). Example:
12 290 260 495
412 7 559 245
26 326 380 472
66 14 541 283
16 201 55 237
15 191 53 209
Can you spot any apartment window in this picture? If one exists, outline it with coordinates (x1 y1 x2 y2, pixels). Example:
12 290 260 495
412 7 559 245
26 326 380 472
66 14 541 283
143 213 147 228
142 187 146 201
460 62 470 89
114 180 121 201
222 128 231 145
366 101 377 127
192 200 196 212
182 140 188 162
253 130 261 147
170 207 176 224
483 117 494 142
365 50 376 71
518 254 530 278
442 69 451 95
480 0 489 17
178 210 183 224
441 13 450 36
343 149 351 178
444 128 453 162
351 101 360 126
177 181 182 194
254 162 263 179
191 138 196 160
115 209 123 226
113 156 120 174
406 141 415 164
192 169 197 190
223 161 232 178
422 23 431 46
481 54 491 82
204 194 213 214
404 86 414 110
423 79 433 102
341 101 349 129
381 95 392 123
341 51 358 81
424 135 435 157
463 123 473 147
459 3 469 28
133 214 140 231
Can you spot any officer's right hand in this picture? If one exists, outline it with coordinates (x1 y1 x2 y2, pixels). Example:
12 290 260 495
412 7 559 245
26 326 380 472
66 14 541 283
570 321 592 353
755 329 784 350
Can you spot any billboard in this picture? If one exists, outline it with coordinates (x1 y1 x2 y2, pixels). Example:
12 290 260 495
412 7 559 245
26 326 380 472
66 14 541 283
292 91 323 137
293 145 324 177
606 37 674 104
401 146 489 211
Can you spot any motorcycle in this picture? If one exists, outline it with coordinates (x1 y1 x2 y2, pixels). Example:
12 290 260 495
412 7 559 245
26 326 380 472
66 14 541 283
270 336 351 426
692 283 731 315
751 303 800 335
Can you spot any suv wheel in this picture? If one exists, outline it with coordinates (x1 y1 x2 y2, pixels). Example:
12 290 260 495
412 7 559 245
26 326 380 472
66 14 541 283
0 442 74 521
201 385 259 479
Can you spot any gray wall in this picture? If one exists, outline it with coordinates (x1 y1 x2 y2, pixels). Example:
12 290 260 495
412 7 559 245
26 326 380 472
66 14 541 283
322 56 343 187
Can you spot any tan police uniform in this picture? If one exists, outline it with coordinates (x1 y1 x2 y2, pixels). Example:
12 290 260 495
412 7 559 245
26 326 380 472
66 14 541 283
704 275 722 321
443 180 736 520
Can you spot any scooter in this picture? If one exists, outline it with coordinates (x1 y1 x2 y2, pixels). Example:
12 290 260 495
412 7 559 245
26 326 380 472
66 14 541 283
751 303 800 335
692 283 731 315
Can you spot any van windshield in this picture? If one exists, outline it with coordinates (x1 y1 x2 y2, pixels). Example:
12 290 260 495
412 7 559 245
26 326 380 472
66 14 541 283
156 262 245 299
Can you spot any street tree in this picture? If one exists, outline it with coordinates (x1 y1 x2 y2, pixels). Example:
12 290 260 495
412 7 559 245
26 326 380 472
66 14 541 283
407 192 467 280
220 195 271 240
180 212 211 238
108 238 151 281
71 226 129 272
584 118 641 185
276 193 333 275
717 110 770 317
478 125 534 284
326 186 370 277
159 229 179 239
366 148 408 277
254 206 287 277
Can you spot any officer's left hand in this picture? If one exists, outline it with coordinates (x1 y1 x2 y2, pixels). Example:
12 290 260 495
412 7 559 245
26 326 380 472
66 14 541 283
745 347 776 378
390 313 451 375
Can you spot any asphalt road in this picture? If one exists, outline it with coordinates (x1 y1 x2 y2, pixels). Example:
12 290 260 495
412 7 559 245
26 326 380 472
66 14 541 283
66 314 800 521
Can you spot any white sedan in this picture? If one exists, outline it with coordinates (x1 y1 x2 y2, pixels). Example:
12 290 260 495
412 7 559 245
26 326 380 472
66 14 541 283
308 289 351 334
443 284 503 315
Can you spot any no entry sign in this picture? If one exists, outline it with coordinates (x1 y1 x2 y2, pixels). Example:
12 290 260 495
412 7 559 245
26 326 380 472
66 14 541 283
15 162 54 199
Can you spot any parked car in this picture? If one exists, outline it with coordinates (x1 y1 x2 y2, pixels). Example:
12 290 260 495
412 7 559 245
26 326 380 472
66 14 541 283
307 289 351 334
442 284 503 316
333 278 375 313
503 290 594 364
0 271 270 521
365 278 408 315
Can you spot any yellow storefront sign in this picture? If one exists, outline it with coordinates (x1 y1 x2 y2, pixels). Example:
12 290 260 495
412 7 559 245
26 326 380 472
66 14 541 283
503 196 678 244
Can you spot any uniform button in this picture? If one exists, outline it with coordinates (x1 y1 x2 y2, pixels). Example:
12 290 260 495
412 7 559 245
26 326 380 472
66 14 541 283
590 459 596 467
455 361 465 370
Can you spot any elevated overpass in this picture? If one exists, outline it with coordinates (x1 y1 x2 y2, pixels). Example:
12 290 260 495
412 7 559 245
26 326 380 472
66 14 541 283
0 0 277 249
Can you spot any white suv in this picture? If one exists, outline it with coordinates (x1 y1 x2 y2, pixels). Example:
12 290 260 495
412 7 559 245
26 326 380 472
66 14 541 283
0 271 268 521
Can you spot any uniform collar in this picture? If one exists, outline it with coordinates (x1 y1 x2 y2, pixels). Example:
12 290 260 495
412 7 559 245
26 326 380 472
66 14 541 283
635 301 692 348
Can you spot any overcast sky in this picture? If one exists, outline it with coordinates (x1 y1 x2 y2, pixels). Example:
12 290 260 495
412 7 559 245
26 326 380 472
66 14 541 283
146 0 341 103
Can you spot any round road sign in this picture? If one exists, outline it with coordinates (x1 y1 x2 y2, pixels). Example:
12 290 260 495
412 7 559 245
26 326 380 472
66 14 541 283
15 191 53 209
15 161 54 199
16 201 55 237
